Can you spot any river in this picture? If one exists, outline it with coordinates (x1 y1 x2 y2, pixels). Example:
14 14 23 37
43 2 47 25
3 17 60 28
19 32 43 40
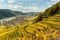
0 17 16 22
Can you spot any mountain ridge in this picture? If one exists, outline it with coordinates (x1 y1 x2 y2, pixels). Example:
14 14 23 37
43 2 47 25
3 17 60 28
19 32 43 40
0 9 39 19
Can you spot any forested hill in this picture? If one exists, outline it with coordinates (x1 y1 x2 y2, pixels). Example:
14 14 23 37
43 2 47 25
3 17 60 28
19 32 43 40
0 9 39 19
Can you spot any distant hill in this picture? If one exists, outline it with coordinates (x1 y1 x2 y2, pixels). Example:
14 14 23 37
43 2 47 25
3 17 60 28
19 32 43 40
0 9 39 19
34 2 60 23
24 12 40 16
0 9 16 19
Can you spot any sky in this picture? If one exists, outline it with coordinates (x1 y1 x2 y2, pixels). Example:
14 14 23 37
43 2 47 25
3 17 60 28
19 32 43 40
0 0 60 12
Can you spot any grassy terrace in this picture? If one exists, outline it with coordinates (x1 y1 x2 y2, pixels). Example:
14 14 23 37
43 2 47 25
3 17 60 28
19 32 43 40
0 14 60 40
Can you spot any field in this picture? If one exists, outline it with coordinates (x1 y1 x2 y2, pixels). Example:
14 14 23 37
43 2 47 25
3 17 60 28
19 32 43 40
0 14 60 40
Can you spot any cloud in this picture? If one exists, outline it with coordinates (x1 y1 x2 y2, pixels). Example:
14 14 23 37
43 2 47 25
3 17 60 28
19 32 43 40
46 2 51 4
46 1 58 5
18 6 45 12
48 5 52 7
51 0 60 2
8 0 16 3
46 0 60 7
0 4 45 12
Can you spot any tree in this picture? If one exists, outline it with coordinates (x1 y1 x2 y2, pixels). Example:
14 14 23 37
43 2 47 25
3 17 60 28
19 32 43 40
33 13 43 23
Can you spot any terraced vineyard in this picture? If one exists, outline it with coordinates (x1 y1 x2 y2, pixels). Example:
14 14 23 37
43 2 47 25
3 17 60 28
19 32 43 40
22 14 60 40
0 2 60 40
0 14 60 40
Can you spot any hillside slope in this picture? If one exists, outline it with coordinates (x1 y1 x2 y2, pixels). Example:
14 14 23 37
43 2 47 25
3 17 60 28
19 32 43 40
34 2 60 23
0 13 60 40
43 2 60 16
0 2 60 40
